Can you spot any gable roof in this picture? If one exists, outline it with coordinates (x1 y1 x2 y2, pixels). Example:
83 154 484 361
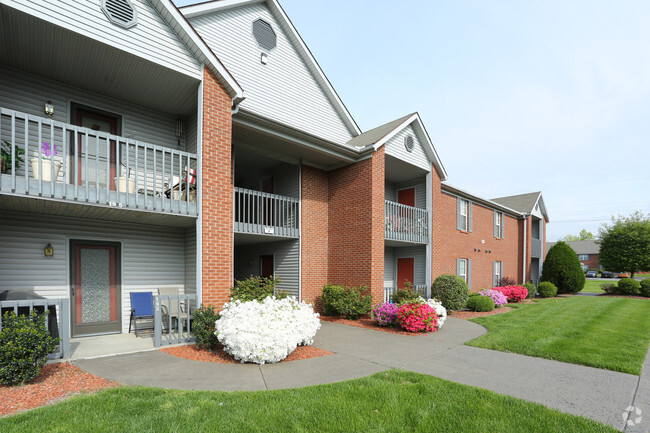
348 113 448 181
442 183 523 217
152 0 244 103
180 0 359 136
547 240 599 255
492 191 549 222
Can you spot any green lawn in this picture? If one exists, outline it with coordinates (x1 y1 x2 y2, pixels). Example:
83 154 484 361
468 297 650 375
582 280 607 293
0 370 615 433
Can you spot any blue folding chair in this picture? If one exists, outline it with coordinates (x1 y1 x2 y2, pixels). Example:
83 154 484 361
129 291 155 337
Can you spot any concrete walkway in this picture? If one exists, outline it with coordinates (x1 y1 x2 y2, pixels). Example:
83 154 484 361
74 318 649 431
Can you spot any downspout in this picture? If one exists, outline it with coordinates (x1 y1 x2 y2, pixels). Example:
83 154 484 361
522 214 528 284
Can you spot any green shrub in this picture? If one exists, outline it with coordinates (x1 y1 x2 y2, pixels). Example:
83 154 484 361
391 283 419 305
0 311 58 385
537 281 558 298
468 292 481 298
430 274 469 311
230 276 282 302
321 284 372 319
524 282 537 299
466 295 495 312
617 278 641 296
541 241 585 294
600 283 617 295
639 279 650 297
192 305 219 350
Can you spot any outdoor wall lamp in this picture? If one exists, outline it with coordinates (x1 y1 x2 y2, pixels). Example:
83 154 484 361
44 101 54 117
44 242 54 257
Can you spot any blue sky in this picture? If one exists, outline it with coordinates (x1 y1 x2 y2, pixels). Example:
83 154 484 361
175 0 650 241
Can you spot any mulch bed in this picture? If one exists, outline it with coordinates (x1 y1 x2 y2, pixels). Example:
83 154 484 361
320 316 433 336
161 344 333 364
0 362 118 417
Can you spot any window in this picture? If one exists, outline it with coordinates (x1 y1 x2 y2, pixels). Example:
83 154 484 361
493 261 503 287
456 198 472 232
578 254 589 261
494 211 504 239
457 258 472 289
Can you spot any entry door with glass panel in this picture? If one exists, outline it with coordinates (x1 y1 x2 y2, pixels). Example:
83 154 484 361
70 240 121 337
75 108 119 190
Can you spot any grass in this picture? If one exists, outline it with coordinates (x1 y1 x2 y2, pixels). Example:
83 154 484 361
0 370 615 433
468 297 650 375
582 280 607 293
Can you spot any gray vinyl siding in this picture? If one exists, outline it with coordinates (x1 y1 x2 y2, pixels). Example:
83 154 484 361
7 0 201 79
184 225 197 294
234 239 300 297
189 3 354 144
0 211 192 334
383 246 426 287
186 112 198 155
385 124 430 171
385 179 427 209
273 163 299 198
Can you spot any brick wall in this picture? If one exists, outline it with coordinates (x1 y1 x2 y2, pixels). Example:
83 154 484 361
327 147 385 302
200 67 233 307
300 165 329 305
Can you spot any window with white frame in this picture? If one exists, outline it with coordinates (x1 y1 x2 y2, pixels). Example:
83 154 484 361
494 211 504 239
493 261 503 287
457 198 469 231
578 254 589 261
457 258 467 282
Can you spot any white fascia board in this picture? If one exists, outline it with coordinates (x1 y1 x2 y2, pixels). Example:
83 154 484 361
266 0 361 138
154 0 245 104
180 0 264 18
372 113 448 181
442 183 524 218
536 194 550 222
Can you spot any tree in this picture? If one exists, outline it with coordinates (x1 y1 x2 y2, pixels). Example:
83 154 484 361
598 211 650 278
559 229 595 242
541 241 585 294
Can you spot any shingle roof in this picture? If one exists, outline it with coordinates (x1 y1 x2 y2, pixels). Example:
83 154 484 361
546 240 600 255
491 192 541 213
346 113 415 148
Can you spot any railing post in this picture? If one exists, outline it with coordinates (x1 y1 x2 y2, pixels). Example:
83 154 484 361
153 295 162 348
59 300 71 359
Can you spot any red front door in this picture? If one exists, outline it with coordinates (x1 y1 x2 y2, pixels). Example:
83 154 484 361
398 188 415 207
260 255 274 279
397 258 414 289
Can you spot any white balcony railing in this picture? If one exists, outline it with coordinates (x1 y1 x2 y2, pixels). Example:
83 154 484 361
0 107 197 216
385 200 428 244
234 187 299 237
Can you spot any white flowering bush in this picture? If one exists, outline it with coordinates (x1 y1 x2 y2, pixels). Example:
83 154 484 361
215 296 320 364
418 297 447 329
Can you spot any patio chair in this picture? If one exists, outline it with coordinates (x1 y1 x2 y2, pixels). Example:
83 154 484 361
158 287 186 332
129 291 156 337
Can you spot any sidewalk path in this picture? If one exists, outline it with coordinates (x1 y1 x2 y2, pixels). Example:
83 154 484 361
75 318 648 431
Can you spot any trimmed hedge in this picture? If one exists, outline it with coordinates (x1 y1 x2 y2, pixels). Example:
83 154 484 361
524 282 537 299
617 278 641 296
431 274 469 311
466 295 495 312
537 281 558 298
541 241 585 294
192 305 220 350
640 279 650 297
321 284 372 319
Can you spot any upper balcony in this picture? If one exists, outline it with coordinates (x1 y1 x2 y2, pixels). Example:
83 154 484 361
0 107 197 218
385 200 428 244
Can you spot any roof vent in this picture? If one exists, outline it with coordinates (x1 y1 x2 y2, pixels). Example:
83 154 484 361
404 134 414 153
102 0 138 29
252 19 276 51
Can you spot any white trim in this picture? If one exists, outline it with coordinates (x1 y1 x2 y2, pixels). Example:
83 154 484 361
425 171 432 290
442 184 524 217
298 160 302 302
196 78 203 304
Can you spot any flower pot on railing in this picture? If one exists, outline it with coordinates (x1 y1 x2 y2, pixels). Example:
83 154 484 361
114 177 136 193
30 158 61 181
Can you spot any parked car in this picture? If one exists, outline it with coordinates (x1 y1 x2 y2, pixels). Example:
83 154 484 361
601 271 615 278
585 270 597 278
618 272 630 278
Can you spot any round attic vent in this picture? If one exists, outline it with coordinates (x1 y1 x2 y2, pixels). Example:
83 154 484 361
404 134 414 153
252 19 277 51
102 0 137 29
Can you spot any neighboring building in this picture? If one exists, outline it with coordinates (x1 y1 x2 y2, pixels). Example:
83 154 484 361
0 0 549 349
546 240 600 271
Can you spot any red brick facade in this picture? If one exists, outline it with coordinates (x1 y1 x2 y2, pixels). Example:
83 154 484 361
200 67 234 307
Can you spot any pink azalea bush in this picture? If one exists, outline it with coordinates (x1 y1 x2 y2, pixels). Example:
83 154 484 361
396 302 438 332
478 289 508 307
493 285 528 303
370 302 399 326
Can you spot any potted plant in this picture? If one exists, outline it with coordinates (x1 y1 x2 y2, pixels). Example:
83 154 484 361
1 140 25 174
30 142 61 181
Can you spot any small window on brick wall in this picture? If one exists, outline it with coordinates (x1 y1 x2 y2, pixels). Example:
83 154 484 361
578 254 589 261
457 258 472 289
494 211 504 239
457 198 472 232
493 261 503 287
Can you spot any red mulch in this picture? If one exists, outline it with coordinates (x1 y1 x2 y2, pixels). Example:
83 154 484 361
161 344 334 364
319 316 431 336
0 362 118 417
